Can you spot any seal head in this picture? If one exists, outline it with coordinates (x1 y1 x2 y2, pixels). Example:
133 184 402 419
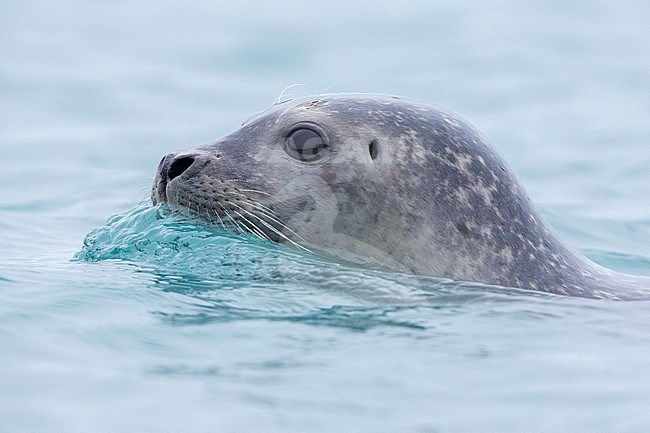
152 94 650 300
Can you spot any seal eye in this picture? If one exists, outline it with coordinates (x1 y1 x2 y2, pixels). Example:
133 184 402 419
285 128 327 162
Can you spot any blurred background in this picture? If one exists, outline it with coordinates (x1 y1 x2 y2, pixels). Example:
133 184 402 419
2 1 649 227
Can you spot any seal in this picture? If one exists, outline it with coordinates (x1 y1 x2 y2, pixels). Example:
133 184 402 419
152 93 650 300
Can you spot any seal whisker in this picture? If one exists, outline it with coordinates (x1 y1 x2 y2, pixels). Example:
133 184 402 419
207 203 228 231
221 180 285 201
273 83 303 105
230 200 308 249
231 208 272 242
235 198 312 247
230 201 311 252
235 188 283 202
221 179 251 184
184 197 198 216
218 203 250 236
316 78 350 98
214 200 269 243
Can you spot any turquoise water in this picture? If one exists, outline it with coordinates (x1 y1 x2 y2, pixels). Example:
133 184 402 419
2 1 650 431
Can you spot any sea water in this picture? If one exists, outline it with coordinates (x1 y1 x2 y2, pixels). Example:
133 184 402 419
1 1 650 432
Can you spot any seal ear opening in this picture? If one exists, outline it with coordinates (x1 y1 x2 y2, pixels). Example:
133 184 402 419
369 140 378 160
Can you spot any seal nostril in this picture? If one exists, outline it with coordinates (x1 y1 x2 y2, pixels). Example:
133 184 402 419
167 155 195 180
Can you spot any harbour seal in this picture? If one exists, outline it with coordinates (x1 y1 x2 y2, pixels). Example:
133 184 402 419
152 93 650 300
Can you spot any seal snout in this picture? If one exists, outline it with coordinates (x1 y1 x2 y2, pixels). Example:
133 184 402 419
152 152 202 204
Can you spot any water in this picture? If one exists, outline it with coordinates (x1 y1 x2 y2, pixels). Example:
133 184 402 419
2 1 650 431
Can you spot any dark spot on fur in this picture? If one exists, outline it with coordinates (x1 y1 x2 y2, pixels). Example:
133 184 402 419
322 168 337 187
456 221 470 238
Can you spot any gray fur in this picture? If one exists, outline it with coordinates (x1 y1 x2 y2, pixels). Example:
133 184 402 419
152 93 650 300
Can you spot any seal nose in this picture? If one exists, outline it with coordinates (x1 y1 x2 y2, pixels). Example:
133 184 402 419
166 154 196 181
